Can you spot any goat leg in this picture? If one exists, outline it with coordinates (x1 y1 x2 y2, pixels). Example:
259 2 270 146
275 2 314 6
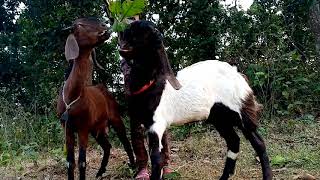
148 131 162 180
66 127 75 180
78 131 89 180
242 130 272 180
110 116 135 167
91 131 112 178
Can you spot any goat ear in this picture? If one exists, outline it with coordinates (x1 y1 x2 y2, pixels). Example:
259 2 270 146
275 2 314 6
158 43 182 90
65 34 79 61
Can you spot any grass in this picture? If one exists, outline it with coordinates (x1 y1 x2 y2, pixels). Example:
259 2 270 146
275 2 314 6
1 116 319 179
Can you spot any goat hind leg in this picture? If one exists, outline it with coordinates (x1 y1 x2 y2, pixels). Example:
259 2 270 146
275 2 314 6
214 123 240 180
92 131 112 178
242 129 272 180
111 116 135 167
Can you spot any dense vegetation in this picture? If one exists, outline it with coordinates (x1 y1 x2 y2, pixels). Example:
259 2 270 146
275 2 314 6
0 0 319 171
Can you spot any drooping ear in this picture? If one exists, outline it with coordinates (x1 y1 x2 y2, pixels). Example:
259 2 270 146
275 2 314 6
158 43 182 90
65 34 79 61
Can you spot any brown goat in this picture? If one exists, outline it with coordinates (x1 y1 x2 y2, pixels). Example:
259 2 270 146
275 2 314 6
56 17 134 180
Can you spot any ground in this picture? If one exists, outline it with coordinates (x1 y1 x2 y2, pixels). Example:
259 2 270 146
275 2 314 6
1 119 319 180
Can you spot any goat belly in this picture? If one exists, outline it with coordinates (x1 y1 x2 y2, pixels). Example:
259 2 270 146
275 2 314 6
152 60 253 127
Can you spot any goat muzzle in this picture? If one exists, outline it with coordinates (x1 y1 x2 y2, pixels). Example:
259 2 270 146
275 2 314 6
119 47 134 59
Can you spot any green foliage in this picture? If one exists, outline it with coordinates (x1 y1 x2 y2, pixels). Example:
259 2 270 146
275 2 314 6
0 95 63 165
107 0 147 32
271 155 288 167
0 0 319 168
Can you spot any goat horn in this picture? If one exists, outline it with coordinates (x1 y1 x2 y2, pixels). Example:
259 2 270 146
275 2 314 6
91 49 105 71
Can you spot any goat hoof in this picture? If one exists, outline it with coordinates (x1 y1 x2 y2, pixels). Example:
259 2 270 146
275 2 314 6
162 166 173 176
135 168 150 180
96 170 105 179
219 174 230 180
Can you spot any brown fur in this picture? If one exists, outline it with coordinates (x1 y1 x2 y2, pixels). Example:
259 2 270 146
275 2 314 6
241 93 263 131
56 18 134 179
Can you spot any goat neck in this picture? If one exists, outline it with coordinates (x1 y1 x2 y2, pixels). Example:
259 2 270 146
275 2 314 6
64 48 93 103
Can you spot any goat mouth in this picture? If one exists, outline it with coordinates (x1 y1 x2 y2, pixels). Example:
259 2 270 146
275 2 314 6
119 47 134 59
118 48 133 53
98 30 110 42
98 30 107 36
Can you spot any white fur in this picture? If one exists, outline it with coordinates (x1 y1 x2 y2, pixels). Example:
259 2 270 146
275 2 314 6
227 150 239 160
149 60 252 149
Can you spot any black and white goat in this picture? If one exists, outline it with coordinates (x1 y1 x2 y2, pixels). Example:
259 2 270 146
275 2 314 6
119 20 272 180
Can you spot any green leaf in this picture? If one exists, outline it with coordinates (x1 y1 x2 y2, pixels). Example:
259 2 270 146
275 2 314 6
112 21 129 32
108 0 147 32
109 0 122 19
271 155 288 167
282 91 289 99
121 0 147 19
255 71 265 76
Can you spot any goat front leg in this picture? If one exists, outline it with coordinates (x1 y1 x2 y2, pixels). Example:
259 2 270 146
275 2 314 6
160 130 172 176
78 130 89 180
130 118 149 179
148 122 167 180
66 127 75 180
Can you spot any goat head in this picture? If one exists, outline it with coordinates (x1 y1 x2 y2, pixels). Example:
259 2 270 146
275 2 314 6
65 17 110 61
119 20 181 90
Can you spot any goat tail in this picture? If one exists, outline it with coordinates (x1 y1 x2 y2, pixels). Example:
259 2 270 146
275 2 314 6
240 93 263 131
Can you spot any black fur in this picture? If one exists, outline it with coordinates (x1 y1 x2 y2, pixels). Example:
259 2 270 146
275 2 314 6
78 146 86 180
208 103 240 179
120 21 165 93
120 21 169 127
120 20 272 180
148 131 161 180
120 21 169 180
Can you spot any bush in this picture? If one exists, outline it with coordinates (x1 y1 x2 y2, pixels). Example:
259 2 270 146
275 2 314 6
0 95 62 165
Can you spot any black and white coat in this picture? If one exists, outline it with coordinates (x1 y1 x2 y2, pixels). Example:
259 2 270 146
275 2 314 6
119 20 272 180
